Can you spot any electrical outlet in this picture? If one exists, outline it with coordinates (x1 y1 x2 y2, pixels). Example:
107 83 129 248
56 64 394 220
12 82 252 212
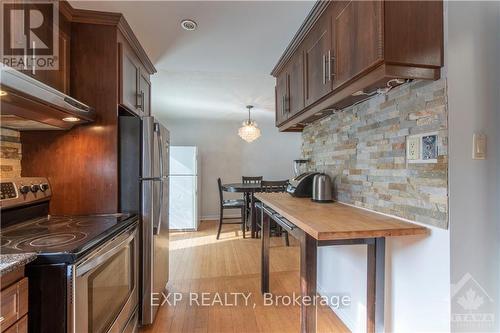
407 136 420 160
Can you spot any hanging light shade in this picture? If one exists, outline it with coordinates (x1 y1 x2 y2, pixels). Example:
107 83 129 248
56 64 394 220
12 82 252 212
238 105 261 143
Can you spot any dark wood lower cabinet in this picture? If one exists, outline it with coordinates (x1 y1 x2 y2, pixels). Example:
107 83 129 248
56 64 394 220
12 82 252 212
0 269 28 333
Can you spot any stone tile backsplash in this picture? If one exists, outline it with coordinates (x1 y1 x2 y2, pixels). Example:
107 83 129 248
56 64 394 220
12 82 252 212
0 128 22 179
302 79 448 229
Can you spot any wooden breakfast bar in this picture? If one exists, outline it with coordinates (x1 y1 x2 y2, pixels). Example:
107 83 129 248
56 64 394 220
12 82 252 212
255 193 428 333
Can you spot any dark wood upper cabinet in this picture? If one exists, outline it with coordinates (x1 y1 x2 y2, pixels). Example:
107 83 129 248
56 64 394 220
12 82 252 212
119 42 152 117
303 11 332 107
287 50 304 117
139 70 151 116
275 50 304 126
17 7 71 94
120 44 141 115
384 1 444 67
275 70 288 126
21 4 156 215
332 0 383 89
271 0 444 132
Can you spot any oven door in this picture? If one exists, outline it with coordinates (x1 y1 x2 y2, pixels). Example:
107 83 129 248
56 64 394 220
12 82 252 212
70 223 138 333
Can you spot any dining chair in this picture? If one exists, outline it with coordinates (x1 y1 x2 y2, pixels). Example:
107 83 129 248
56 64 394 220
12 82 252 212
216 178 246 240
256 180 290 246
241 176 263 230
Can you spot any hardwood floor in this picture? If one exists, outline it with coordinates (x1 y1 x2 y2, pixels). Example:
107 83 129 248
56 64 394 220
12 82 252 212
140 220 350 333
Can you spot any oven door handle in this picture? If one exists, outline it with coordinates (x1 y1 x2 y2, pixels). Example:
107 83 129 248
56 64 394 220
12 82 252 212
76 225 137 277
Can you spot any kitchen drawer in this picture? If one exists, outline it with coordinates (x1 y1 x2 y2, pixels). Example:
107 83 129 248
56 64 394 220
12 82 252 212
0 278 28 332
2 315 27 333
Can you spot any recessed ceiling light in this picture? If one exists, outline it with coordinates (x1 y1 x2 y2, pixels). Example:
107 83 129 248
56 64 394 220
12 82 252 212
0 90 7 96
62 116 80 122
181 19 197 31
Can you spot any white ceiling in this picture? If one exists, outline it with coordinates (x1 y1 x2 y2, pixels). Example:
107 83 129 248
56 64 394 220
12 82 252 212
70 1 314 121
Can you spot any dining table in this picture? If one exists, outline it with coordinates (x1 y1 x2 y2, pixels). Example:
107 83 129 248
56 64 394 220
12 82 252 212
221 183 262 238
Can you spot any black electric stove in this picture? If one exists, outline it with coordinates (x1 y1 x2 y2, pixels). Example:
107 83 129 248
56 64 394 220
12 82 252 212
0 213 137 264
0 177 140 333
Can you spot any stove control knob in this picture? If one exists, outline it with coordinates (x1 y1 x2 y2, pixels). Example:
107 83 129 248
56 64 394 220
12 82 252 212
30 184 40 193
19 185 30 194
40 183 49 192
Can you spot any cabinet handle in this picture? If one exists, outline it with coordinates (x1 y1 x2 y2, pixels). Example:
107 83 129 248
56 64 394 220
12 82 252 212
32 41 36 75
141 91 145 111
329 51 336 81
136 93 141 109
327 50 331 82
136 91 144 110
282 95 285 116
280 95 283 115
322 54 326 85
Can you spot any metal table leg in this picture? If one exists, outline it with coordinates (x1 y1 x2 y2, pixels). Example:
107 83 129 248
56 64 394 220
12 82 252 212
250 192 256 238
367 237 385 333
300 232 317 333
261 210 270 294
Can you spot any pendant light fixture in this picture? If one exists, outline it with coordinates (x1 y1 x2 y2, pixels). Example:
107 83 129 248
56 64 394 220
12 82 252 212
238 105 261 143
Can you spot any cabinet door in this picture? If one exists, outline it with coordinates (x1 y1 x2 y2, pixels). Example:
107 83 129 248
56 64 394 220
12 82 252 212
333 1 383 89
275 71 288 126
120 44 140 115
139 70 151 116
287 51 304 117
16 10 70 94
304 10 332 107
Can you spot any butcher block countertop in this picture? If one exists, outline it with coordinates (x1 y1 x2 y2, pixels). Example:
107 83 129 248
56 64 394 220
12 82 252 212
254 193 428 241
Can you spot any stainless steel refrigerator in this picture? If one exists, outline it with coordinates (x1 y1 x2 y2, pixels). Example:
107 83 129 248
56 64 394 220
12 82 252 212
119 114 170 326
140 116 170 325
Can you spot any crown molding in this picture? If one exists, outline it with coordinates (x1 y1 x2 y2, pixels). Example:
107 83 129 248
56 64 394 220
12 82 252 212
59 1 156 74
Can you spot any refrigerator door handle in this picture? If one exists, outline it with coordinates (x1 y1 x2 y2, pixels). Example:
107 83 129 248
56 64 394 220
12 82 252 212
153 182 163 236
154 123 164 178
153 123 164 235
140 176 167 181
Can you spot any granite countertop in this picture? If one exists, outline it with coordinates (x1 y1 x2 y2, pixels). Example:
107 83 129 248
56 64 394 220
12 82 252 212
0 253 37 276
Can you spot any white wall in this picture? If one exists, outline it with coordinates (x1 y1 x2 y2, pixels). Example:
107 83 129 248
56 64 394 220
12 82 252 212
317 219 450 333
160 117 301 219
447 1 500 331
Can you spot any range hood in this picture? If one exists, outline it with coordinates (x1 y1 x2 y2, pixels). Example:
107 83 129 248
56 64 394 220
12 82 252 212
0 65 95 130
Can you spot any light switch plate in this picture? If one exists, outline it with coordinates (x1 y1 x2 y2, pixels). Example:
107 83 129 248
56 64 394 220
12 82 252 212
407 136 420 160
472 133 487 160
